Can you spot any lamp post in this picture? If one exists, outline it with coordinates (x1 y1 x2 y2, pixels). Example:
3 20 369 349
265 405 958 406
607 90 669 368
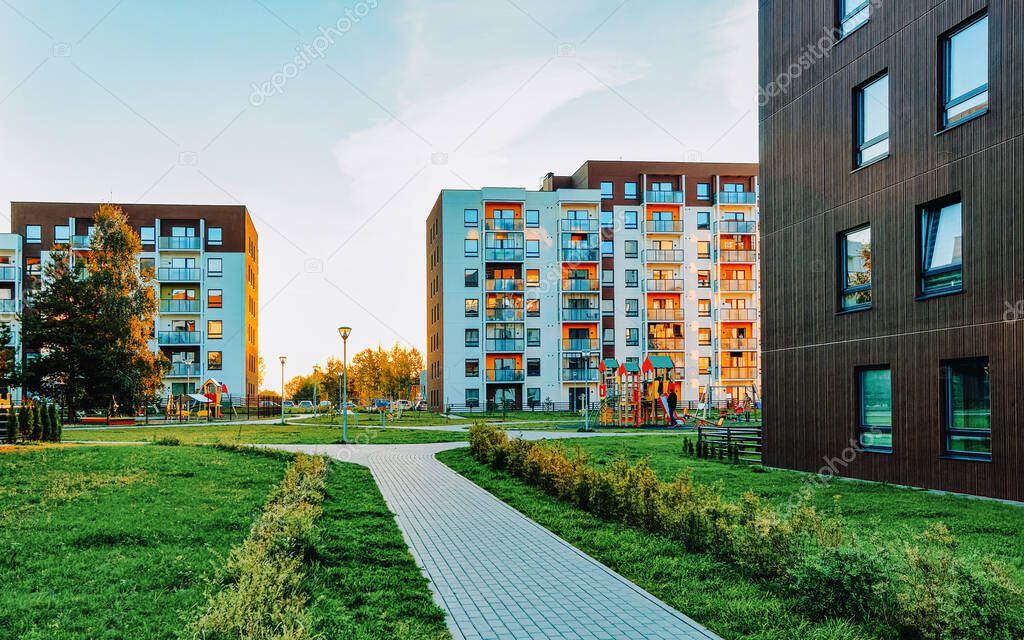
338 326 351 443
278 356 287 425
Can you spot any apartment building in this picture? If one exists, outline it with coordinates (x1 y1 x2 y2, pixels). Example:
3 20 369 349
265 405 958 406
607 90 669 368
425 160 760 412
760 2 1021 500
10 202 259 401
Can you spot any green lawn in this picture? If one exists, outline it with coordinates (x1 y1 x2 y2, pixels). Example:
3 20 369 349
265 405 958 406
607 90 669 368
64 422 470 445
0 445 289 640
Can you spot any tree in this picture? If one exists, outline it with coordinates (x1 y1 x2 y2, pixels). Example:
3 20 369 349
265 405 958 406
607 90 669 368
48 403 61 442
39 401 51 441
256 355 266 390
6 409 18 444
19 405 33 441
0 323 19 397
348 344 423 401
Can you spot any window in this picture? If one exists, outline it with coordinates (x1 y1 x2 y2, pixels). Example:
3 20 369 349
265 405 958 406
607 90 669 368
601 240 613 256
856 73 889 166
140 257 155 274
171 226 195 237
54 225 70 244
625 328 639 347
465 329 479 347
140 226 155 244
697 212 710 230
465 388 479 408
941 358 991 460
625 299 638 317
603 328 615 345
624 182 638 199
527 358 540 377
600 181 613 199
526 269 540 287
919 198 963 296
527 328 541 347
697 270 710 288
465 359 479 377
207 227 223 246
699 357 711 375
465 298 479 317
942 15 989 129
601 298 613 316
464 209 478 227
624 210 638 229
526 239 540 258
840 226 872 310
698 328 711 346
464 238 479 257
601 270 614 286
527 387 541 408
696 183 710 200
723 183 744 193
207 320 223 339
625 269 638 288
208 289 223 308
697 241 710 259
857 367 892 452
465 269 479 287
839 0 870 37
25 225 40 244
624 240 638 258
600 211 614 228
208 351 223 370
208 258 223 276
698 299 711 317
526 299 540 317
525 210 539 227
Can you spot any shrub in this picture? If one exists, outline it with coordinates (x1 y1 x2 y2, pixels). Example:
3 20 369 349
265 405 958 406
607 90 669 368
39 403 52 441
31 404 43 441
5 409 17 444
786 544 890 623
49 404 61 442
19 405 32 441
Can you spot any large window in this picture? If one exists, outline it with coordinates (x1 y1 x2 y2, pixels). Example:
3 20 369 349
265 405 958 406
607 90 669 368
208 351 223 370
207 320 223 339
625 298 638 317
525 210 539 227
54 225 71 244
465 328 479 347
942 15 989 129
526 239 540 258
857 367 892 452
464 238 478 257
941 358 991 460
601 240 613 256
919 198 963 296
697 212 710 230
600 181 613 199
527 328 540 347
465 268 478 287
208 258 223 277
207 227 223 246
25 225 40 244
465 359 479 377
697 241 710 259
465 298 479 317
464 209 478 227
624 240 638 258
526 298 539 317
140 226 155 244
839 0 870 37
625 328 639 347
696 183 710 200
527 358 540 377
624 210 638 230
465 388 479 408
527 387 541 408
856 73 889 167
624 182 638 199
840 225 872 311
208 289 223 308
624 269 638 288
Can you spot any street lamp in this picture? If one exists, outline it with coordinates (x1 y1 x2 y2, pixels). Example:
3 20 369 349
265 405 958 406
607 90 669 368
338 326 351 443
278 356 287 425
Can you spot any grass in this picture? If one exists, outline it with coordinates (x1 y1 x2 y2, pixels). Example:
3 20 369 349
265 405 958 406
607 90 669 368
439 436 1024 639
63 422 470 445
0 445 289 640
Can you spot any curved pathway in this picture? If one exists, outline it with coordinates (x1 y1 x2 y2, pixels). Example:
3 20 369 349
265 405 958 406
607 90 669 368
267 440 718 640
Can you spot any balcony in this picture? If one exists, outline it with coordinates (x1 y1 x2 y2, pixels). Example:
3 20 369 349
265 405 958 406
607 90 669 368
486 278 523 292
71 235 93 249
560 219 599 232
645 190 684 204
717 220 757 234
644 249 684 263
720 337 758 351
159 236 201 251
560 248 599 262
562 278 599 292
644 220 683 234
485 218 523 231
486 308 524 322
485 338 525 352
718 250 757 263
0 299 17 314
718 279 757 292
484 248 524 262
0 266 17 281
562 368 598 382
721 366 758 380
646 308 684 322
719 308 757 322
562 308 600 322
159 299 200 313
487 368 525 383
158 331 201 345
647 337 685 350
562 338 599 352
166 362 202 377
718 191 757 205
646 279 684 292
157 267 202 281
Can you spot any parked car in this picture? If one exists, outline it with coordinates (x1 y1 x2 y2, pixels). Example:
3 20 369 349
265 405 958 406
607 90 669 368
394 399 412 411
415 400 428 411
298 400 314 409
259 400 279 408
283 400 295 409
318 400 333 409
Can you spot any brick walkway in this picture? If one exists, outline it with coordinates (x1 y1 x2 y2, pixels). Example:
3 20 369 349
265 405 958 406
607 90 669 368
270 440 719 640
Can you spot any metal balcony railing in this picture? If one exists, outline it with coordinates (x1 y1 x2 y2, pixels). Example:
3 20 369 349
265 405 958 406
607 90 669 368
487 368 525 382
485 279 523 292
560 219 599 232
560 248 599 262
720 338 758 350
157 267 202 281
718 250 757 263
485 338 525 352
561 338 599 351
719 308 758 321
647 337 685 350
645 220 684 233
562 278 599 292
486 308 524 321
718 279 757 292
167 362 202 377
72 235 93 249
645 279 684 292
158 331 201 345
562 369 599 381
717 220 757 234
717 191 757 205
646 308 684 321
485 218 523 231
159 299 200 313
158 236 202 250
484 248 524 261
720 366 758 379
561 308 600 321
644 249 684 263
645 190 684 204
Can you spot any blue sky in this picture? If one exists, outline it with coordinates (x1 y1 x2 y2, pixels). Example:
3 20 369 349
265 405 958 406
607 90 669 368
0 0 758 379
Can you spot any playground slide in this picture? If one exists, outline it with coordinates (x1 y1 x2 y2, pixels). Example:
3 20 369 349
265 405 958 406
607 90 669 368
657 395 681 424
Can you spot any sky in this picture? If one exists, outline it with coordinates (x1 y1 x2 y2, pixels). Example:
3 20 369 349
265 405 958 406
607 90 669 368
0 0 759 380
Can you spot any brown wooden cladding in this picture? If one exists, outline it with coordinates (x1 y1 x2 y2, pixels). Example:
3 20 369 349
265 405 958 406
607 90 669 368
425 194 445 411
760 1 1024 500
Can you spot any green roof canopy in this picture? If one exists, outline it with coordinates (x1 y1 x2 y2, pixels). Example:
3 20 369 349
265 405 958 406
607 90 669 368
623 362 642 373
602 358 618 370
646 355 676 370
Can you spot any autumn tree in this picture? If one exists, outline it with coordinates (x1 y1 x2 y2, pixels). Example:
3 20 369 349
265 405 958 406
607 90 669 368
348 344 423 401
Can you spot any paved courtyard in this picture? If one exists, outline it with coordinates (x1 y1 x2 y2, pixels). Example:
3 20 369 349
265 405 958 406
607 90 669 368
269 438 719 640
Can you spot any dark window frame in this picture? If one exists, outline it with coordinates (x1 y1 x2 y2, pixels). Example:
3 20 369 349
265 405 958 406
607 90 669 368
464 209 479 227
917 194 963 299
465 268 479 287
940 12 990 131
854 71 890 168
525 210 540 227
940 357 992 462
837 0 870 39
856 365 892 453
838 224 872 312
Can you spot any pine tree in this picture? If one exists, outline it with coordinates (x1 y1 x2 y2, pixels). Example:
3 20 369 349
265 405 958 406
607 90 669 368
19 405 33 441
48 404 61 442
31 404 42 441
7 409 18 444
40 401 51 441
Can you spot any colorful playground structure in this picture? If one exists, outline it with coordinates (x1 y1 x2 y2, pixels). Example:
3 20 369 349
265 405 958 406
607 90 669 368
165 378 231 420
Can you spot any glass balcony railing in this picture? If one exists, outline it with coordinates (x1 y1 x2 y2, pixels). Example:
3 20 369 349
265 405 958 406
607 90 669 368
644 249 684 263
644 220 684 233
485 338 525 352
645 190 684 204
645 279 684 292
485 218 523 231
485 279 524 292
719 308 758 321
0 299 17 314
720 366 758 379
718 192 757 205
562 308 600 322
562 368 598 381
487 368 525 382
71 235 93 249
159 299 200 313
167 362 202 377
718 279 757 292
561 278 599 292
560 248 599 262
718 250 757 263
717 220 757 234
158 331 201 345
0 266 18 281
484 248 524 261
486 308 524 322
157 267 202 281
646 308 684 322
720 338 758 351
560 219 599 232
159 236 201 250
647 337 685 350
561 338 599 351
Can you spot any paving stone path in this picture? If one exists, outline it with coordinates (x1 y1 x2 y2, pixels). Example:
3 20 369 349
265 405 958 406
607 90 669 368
268 438 719 640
